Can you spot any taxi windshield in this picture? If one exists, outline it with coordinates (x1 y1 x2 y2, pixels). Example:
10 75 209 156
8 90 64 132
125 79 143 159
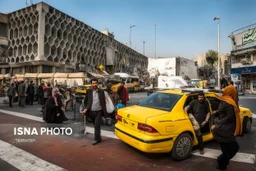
138 92 182 111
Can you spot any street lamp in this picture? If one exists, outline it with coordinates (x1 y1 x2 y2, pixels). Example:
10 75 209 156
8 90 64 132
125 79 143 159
155 24 156 58
129 25 135 48
214 16 220 89
143 40 146 55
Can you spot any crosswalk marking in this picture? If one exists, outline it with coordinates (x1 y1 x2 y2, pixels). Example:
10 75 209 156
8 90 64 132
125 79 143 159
0 109 255 164
252 113 256 119
0 140 67 171
192 148 255 164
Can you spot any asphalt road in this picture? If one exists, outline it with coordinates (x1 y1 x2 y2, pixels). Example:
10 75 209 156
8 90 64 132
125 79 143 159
0 92 255 170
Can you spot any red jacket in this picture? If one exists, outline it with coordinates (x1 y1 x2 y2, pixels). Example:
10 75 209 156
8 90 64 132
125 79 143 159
118 86 129 103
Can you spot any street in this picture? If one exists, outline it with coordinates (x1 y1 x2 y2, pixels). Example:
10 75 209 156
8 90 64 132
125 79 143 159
0 92 255 171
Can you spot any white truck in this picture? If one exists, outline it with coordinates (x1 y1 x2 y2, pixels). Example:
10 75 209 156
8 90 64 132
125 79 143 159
145 76 188 95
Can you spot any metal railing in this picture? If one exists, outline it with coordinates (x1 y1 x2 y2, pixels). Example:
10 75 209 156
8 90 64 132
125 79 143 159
230 23 256 35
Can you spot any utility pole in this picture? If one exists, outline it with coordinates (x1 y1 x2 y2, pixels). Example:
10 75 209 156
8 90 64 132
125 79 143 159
129 25 135 48
214 16 220 89
143 41 145 55
155 24 156 58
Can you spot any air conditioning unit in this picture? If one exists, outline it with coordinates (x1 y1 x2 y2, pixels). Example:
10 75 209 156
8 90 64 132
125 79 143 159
241 58 253 65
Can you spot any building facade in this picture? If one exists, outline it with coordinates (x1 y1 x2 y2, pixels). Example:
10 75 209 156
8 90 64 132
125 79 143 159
229 23 256 93
193 53 230 76
148 57 198 80
0 2 148 76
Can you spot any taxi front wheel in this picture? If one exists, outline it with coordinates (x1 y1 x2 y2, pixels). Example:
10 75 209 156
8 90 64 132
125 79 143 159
171 133 193 161
243 117 252 133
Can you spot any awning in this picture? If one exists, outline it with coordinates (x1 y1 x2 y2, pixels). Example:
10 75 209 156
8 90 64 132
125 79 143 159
54 73 68 78
68 72 85 78
24 73 39 78
14 74 24 78
98 70 109 76
41 78 53 83
88 72 104 78
4 74 10 78
37 73 55 78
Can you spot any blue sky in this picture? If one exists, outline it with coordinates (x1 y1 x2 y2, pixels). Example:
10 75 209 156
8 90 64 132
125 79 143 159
0 0 255 59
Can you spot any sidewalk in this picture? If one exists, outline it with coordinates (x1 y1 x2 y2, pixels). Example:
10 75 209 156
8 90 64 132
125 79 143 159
0 96 115 133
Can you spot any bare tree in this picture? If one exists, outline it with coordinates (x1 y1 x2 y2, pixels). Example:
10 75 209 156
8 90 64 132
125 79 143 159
206 50 218 67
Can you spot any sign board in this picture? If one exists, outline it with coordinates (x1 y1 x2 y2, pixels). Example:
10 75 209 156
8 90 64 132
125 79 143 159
231 27 256 51
148 58 176 77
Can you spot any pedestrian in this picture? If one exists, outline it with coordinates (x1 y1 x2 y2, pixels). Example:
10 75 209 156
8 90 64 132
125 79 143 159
37 83 44 105
228 81 239 108
24 80 29 105
43 88 68 123
184 92 211 154
27 81 35 105
220 76 228 89
117 81 129 106
81 77 108 145
211 84 242 170
18 81 25 107
7 83 16 107
43 83 52 104
63 89 72 111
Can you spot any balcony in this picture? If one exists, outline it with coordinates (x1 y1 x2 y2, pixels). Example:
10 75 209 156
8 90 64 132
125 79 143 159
241 58 253 65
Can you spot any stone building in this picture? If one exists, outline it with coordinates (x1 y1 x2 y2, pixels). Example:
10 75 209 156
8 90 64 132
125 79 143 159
193 53 230 76
0 2 148 76
229 23 256 94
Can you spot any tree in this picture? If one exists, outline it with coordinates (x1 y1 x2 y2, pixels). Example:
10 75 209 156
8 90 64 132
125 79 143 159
206 50 218 66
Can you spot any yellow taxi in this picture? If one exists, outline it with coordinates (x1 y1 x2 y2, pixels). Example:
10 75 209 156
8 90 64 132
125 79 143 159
75 84 91 95
115 88 252 161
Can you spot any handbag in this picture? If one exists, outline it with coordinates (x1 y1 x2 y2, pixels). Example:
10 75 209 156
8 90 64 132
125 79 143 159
104 91 115 113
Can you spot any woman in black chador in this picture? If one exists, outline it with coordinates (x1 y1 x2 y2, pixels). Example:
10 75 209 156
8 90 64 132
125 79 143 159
44 88 68 123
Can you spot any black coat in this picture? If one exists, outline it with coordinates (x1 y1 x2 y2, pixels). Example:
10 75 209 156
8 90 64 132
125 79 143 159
212 101 236 143
84 88 108 117
37 85 43 96
27 84 35 95
43 96 64 123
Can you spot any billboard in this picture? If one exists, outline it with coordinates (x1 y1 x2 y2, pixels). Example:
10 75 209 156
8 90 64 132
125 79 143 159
231 27 256 51
148 58 176 77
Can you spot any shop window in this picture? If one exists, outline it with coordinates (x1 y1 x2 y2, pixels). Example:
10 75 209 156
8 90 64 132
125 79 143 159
242 74 250 89
43 65 52 73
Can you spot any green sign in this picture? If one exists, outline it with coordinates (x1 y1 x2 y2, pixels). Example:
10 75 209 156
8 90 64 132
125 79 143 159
242 28 256 44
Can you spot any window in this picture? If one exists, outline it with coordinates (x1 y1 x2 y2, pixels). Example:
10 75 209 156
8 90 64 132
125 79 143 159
138 92 181 111
43 65 52 73
206 97 220 111
0 23 7 37
131 78 139 83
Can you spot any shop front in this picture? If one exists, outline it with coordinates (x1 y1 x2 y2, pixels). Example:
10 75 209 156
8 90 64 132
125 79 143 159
231 66 256 94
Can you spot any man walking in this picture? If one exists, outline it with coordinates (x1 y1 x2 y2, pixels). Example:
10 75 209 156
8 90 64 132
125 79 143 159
81 78 108 145
7 83 16 107
185 92 210 154
18 81 25 107
27 81 35 105
117 81 129 106
37 83 44 105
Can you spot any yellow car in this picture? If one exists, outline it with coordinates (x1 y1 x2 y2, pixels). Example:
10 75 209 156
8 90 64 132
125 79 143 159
115 88 252 161
75 85 91 95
